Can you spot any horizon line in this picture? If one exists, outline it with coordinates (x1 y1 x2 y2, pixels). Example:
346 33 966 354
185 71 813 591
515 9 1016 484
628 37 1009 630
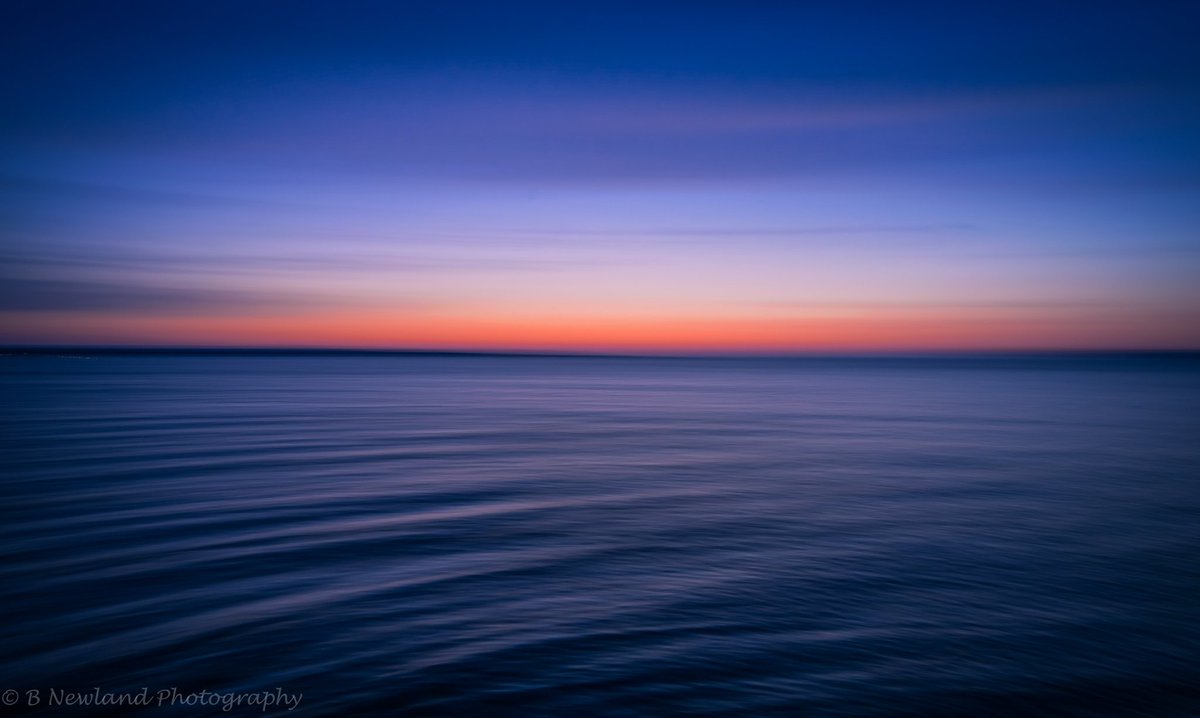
4 345 1200 361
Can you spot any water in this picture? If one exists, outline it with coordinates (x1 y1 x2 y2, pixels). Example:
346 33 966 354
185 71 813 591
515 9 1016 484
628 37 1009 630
2 354 1199 717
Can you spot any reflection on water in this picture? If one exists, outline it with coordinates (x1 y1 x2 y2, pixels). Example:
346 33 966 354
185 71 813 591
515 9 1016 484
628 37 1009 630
3 355 1199 716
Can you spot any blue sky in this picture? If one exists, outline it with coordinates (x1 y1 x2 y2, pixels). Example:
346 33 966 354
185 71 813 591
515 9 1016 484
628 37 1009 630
2 0 1198 350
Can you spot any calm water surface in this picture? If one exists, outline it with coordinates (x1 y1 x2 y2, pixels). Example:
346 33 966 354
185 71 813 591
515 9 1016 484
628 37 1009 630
2 355 1199 716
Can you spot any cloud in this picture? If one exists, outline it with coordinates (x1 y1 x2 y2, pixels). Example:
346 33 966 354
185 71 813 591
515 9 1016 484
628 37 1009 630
182 84 1128 183
0 244 618 281
755 300 1119 312
0 274 358 315
3 76 1140 185
0 238 624 318
0 174 300 210
497 223 980 240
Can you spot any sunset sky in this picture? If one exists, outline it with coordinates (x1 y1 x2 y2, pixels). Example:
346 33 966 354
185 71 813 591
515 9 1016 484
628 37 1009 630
2 1 1198 352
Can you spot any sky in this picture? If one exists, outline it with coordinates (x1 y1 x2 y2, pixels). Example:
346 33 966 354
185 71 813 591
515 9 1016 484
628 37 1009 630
2 0 1198 352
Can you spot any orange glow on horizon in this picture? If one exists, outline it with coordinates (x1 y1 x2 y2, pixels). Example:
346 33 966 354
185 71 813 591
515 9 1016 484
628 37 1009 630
3 307 1194 353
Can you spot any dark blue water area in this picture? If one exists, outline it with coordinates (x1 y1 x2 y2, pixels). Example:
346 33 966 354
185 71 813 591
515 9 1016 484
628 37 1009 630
2 354 1199 717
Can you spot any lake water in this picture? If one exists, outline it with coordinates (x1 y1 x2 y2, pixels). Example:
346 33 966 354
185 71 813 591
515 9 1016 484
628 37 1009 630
2 354 1198 716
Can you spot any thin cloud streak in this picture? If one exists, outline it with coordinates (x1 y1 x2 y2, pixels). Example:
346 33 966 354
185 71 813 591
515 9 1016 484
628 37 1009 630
0 275 369 315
